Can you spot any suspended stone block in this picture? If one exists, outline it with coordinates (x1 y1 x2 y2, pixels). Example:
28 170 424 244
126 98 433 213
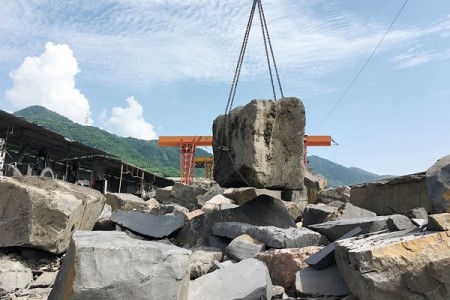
213 97 305 189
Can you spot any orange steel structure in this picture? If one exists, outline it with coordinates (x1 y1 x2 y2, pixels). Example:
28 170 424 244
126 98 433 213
159 136 213 185
304 135 332 164
195 156 214 179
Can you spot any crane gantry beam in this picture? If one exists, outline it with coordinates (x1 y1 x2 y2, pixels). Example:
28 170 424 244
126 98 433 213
159 136 212 185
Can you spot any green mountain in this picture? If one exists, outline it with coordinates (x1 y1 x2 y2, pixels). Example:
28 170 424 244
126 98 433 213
14 106 212 177
307 155 392 187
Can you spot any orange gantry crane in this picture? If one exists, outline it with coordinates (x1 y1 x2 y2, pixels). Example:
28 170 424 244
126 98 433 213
158 136 213 185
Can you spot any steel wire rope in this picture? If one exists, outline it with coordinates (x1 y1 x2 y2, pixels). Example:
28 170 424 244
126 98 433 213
310 0 409 133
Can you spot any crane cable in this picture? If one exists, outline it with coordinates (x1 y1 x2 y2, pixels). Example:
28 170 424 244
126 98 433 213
311 0 409 133
217 0 283 186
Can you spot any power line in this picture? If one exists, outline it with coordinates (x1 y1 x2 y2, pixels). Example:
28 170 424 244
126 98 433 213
311 0 409 133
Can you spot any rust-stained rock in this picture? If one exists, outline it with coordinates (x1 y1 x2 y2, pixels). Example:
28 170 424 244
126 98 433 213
335 230 450 300
255 246 322 291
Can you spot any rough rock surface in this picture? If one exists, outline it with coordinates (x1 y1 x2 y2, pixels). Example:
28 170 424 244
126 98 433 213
335 230 450 300
176 195 296 247
302 204 338 227
317 186 351 204
212 222 256 239
213 97 305 189
111 210 186 239
304 168 327 204
105 193 148 211
189 246 223 279
0 177 105 254
296 265 350 297
246 226 327 249
201 194 236 213
427 213 450 231
426 155 450 213
308 215 405 242
226 234 265 261
350 173 432 215
386 214 415 231
256 246 322 291
284 201 303 222
188 258 272 300
404 207 428 220
0 253 33 292
49 231 191 300
223 187 282 205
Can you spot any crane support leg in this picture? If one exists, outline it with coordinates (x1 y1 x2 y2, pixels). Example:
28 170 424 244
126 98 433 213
180 142 196 185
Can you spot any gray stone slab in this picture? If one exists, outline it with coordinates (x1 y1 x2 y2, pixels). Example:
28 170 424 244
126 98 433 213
426 155 450 213
189 246 223 279
305 227 362 270
386 214 415 231
111 210 186 239
49 231 191 300
302 204 338 227
177 195 296 247
212 222 256 239
308 215 401 242
246 226 327 249
295 265 350 297
0 253 33 292
188 258 272 300
226 234 265 261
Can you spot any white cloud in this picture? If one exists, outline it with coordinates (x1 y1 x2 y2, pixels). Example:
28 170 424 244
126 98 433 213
5 42 93 125
100 97 157 140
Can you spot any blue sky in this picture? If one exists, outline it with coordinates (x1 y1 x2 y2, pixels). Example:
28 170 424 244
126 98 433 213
0 0 449 176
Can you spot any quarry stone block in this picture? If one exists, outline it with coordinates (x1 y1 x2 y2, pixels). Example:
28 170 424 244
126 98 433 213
426 155 450 213
0 253 33 292
350 173 432 215
201 194 236 213
188 258 272 300
212 222 256 239
105 193 148 211
256 246 322 291
296 265 350 297
176 195 296 247
223 187 282 205
49 231 191 300
226 234 265 261
335 230 450 300
0 177 105 254
213 97 305 189
304 168 327 204
427 213 450 231
246 226 327 249
317 186 351 204
189 246 223 279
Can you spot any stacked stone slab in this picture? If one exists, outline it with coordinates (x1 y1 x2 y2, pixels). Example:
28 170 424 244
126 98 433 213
213 97 305 189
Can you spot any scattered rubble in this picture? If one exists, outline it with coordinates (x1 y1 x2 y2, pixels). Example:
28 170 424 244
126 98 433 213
2 140 450 299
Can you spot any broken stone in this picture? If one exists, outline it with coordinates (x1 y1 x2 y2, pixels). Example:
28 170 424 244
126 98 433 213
308 215 403 242
246 226 327 249
426 155 450 213
0 176 105 254
49 231 191 300
296 265 350 297
226 234 265 261
302 204 338 227
150 203 189 216
186 209 204 220
189 246 223 279
304 168 327 204
272 285 287 299
188 258 272 300
0 253 33 292
305 227 362 270
404 207 428 220
111 210 186 239
169 182 208 211
155 186 172 203
335 202 377 219
212 222 256 239
105 193 148 211
350 173 432 215
256 246 322 291
222 187 282 205
28 271 58 288
212 97 305 189
284 201 303 222
317 186 351 205
335 230 450 299
201 194 236 213
209 259 237 272
177 195 296 247
281 189 308 203
386 214 415 231
427 213 450 231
